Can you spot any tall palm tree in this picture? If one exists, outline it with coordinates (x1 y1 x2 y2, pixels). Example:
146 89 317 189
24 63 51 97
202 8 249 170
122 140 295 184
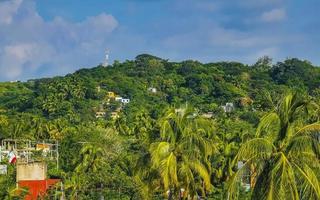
64 144 105 199
228 92 320 200
150 105 217 199
75 144 105 173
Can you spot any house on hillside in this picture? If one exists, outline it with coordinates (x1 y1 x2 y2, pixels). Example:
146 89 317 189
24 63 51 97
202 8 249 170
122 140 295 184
115 96 130 104
115 96 123 101
95 111 106 118
148 87 157 93
121 98 130 104
201 112 213 118
107 92 115 99
111 112 119 119
221 103 234 113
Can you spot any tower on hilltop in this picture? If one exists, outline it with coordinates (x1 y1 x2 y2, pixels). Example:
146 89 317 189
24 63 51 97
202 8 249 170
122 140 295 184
102 49 109 67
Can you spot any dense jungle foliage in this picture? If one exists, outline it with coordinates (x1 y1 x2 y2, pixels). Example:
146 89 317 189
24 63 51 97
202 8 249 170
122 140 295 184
0 55 319 199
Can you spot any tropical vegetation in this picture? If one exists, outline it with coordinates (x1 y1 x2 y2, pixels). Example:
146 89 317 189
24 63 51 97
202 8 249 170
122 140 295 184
0 55 319 199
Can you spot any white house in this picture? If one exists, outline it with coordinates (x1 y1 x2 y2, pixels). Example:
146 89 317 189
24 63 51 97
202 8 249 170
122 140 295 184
115 96 130 104
121 98 130 104
201 112 213 118
115 97 123 102
222 102 234 113
148 87 157 93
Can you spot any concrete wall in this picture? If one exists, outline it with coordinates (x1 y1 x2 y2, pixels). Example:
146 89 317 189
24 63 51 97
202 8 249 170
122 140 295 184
0 165 7 175
17 162 47 181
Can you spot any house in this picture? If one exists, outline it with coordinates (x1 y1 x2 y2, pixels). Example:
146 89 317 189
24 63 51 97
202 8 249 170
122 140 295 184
111 112 119 119
221 103 234 113
107 92 115 99
115 96 130 104
95 111 106 118
148 87 157 93
115 96 123 102
240 97 253 107
17 162 60 200
201 112 213 118
121 98 130 104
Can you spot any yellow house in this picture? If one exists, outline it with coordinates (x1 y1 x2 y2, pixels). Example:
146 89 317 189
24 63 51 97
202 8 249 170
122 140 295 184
107 91 115 99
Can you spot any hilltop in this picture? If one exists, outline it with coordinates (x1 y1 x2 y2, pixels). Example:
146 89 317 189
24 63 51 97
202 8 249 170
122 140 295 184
1 54 319 123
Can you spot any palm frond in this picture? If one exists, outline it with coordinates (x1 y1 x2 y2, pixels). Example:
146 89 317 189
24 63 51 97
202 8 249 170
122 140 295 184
234 138 274 162
150 142 171 168
256 112 280 141
228 155 260 200
294 122 320 136
292 162 320 200
287 135 319 159
190 161 211 191
159 152 178 190
252 153 299 200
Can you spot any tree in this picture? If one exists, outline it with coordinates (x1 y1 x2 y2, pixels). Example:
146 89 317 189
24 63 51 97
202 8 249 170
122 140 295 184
150 105 217 199
254 56 272 71
228 92 320 200
75 144 105 173
0 112 8 138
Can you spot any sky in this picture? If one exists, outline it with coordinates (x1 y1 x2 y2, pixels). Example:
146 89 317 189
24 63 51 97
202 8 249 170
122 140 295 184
0 0 319 81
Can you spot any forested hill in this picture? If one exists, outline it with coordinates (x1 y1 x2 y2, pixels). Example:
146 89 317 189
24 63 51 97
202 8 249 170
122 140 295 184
0 55 320 199
0 54 319 123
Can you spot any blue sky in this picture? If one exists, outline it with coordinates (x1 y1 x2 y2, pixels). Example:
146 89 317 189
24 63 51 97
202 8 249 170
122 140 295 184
0 0 319 81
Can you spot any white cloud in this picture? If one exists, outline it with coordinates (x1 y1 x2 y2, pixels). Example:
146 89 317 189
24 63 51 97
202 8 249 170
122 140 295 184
0 0 22 24
261 8 286 22
0 0 118 81
160 19 296 64
0 43 55 78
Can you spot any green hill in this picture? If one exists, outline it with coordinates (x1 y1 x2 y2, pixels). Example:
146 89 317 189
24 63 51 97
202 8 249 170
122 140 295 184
0 55 319 199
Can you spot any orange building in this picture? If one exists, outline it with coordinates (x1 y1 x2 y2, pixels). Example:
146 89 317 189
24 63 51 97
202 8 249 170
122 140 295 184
18 179 60 200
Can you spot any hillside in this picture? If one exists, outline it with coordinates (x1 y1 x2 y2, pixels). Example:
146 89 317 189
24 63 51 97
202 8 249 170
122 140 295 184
0 55 319 199
1 55 319 121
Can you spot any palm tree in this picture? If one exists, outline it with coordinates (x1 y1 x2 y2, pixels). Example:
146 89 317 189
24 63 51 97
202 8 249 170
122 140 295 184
64 144 105 199
228 92 320 200
150 105 217 199
75 144 105 173
64 173 82 200
30 116 49 140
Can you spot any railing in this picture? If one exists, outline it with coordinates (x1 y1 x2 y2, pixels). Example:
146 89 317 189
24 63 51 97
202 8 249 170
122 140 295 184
0 139 59 168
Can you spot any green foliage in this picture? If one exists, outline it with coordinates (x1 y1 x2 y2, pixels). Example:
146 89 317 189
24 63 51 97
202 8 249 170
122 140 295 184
228 92 320 200
0 55 319 199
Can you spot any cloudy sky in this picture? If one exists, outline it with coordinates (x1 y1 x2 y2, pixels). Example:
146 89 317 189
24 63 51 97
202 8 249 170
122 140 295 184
0 0 319 81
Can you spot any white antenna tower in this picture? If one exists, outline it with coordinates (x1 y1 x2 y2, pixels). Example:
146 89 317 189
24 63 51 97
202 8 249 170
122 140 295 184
103 49 109 67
